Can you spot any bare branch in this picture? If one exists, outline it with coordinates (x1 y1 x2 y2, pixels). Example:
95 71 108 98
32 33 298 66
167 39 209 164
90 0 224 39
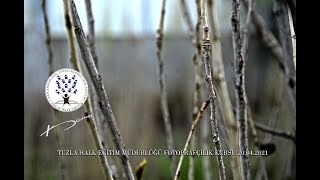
199 50 213 180
242 0 254 60
207 0 242 179
231 0 250 179
174 100 210 180
84 0 98 67
156 0 176 177
194 1 212 179
255 122 296 143
179 0 194 40
188 0 202 178
84 0 118 178
41 1 67 179
200 0 226 179
63 1 113 179
69 1 135 179
41 0 54 75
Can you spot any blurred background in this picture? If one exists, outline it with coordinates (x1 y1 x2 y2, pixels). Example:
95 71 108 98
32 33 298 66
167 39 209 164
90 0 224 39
24 0 295 179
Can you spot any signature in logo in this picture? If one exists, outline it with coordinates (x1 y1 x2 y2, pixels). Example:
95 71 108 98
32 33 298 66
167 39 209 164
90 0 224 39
40 114 93 137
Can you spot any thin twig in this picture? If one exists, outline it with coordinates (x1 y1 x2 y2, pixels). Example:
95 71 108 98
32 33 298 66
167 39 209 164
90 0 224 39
255 122 296 143
200 49 213 180
200 111 212 180
207 0 241 179
174 100 210 180
69 1 135 179
63 1 113 179
156 0 176 177
84 0 118 178
242 0 254 61
188 0 202 178
242 0 257 145
42 0 53 75
196 1 212 179
231 0 250 179
200 0 226 179
41 1 67 179
84 0 98 67
179 0 194 40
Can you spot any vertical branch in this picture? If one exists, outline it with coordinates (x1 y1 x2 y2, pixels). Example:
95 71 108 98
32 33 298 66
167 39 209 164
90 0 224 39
194 1 213 179
156 0 176 177
41 1 67 179
63 1 114 179
200 46 213 180
231 0 250 179
69 1 135 179
207 0 242 179
179 0 194 40
242 0 254 61
188 0 202 179
84 0 118 178
84 0 98 67
42 0 53 75
174 101 210 180
200 0 226 179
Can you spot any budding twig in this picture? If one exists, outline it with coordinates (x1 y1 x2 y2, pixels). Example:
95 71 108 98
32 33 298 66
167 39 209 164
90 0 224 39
200 0 226 179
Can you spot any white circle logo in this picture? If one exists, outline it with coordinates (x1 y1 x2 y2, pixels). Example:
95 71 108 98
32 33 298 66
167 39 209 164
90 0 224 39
45 68 88 112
